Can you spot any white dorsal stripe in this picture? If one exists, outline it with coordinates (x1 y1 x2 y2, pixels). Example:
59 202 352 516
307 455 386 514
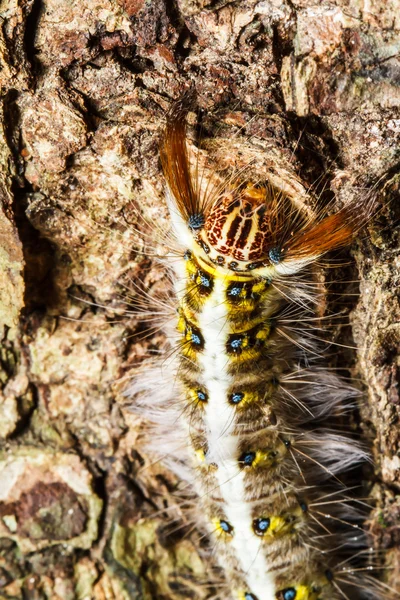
196 277 276 600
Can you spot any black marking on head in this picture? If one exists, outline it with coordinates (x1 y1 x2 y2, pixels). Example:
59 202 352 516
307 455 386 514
242 201 253 216
188 213 205 231
246 261 262 270
236 217 253 249
239 451 256 467
199 239 210 254
253 517 270 536
257 204 266 218
229 391 244 405
219 519 233 534
269 247 282 264
226 214 242 242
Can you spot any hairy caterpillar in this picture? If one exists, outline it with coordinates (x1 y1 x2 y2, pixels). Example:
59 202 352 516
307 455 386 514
128 96 393 600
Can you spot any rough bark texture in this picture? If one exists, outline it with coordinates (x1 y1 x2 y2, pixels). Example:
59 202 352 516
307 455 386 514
0 0 399 598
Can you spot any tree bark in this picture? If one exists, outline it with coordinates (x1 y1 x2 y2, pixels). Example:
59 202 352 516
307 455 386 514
0 0 399 598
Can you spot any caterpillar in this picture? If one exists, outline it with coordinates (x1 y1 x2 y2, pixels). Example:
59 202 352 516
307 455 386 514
128 96 393 600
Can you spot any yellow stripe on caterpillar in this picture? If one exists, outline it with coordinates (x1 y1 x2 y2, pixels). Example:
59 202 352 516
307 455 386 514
253 506 304 539
195 448 206 462
229 389 262 407
276 584 321 600
251 446 287 469
226 324 272 360
295 586 315 600
223 316 272 335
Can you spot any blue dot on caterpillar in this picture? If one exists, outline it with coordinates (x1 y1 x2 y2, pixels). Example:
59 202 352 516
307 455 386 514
196 389 207 402
240 451 256 466
230 392 244 404
254 517 270 535
188 213 205 231
220 519 233 534
190 333 201 345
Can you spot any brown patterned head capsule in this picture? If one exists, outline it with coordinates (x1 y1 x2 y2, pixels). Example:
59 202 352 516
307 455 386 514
202 184 271 262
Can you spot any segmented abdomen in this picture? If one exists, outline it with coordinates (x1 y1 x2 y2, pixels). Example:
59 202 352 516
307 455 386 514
176 250 341 600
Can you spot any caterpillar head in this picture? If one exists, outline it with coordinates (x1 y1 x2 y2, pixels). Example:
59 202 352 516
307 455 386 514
199 183 282 268
160 99 373 277
172 175 293 277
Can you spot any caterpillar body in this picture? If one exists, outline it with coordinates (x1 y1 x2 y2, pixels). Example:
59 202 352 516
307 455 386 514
129 98 390 600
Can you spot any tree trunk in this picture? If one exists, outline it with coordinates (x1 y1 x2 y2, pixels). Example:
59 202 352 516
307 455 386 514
0 0 399 598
